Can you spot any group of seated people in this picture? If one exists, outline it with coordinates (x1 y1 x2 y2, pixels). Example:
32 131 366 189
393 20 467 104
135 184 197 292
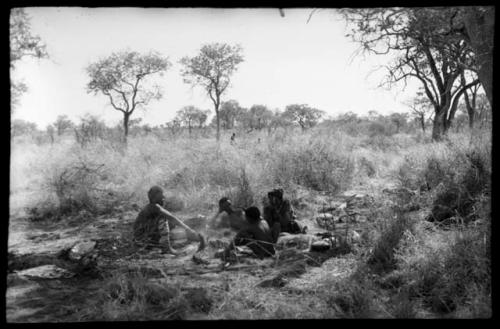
133 186 306 258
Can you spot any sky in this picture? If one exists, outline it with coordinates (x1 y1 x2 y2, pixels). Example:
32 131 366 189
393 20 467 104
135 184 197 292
11 7 420 128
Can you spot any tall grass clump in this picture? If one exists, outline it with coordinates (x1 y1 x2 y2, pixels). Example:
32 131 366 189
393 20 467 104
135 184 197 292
393 217 491 317
395 133 490 223
268 134 355 194
367 211 415 273
81 269 189 321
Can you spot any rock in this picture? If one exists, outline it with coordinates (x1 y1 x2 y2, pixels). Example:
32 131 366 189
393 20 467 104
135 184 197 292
16 264 75 279
316 213 335 220
350 230 362 244
69 241 96 261
276 234 319 250
310 240 332 252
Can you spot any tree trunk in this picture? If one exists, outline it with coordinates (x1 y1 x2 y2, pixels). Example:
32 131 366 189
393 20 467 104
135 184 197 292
123 113 130 143
432 107 449 141
215 109 220 141
463 89 475 129
463 7 495 106
420 114 426 133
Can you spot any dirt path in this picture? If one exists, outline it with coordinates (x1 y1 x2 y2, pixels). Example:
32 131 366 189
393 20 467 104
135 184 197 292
7 176 401 322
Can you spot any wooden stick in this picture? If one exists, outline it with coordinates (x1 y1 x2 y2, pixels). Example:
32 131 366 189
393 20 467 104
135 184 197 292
155 204 198 236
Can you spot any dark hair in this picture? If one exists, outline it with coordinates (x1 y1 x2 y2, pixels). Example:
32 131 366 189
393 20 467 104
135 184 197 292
245 206 261 223
267 188 283 200
219 197 231 208
148 185 164 203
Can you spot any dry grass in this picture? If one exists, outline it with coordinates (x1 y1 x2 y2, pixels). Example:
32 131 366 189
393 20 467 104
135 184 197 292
9 126 491 320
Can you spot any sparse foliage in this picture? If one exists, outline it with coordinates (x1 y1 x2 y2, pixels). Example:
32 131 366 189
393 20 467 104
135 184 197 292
242 105 274 131
218 100 245 130
175 106 209 135
341 7 480 140
10 8 48 110
74 114 107 148
180 43 244 141
283 104 324 131
11 119 38 137
86 50 171 143
54 115 74 136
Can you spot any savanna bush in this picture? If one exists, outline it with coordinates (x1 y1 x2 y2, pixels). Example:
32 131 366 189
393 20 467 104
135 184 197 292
268 135 355 193
88 269 188 321
367 211 415 273
394 220 491 317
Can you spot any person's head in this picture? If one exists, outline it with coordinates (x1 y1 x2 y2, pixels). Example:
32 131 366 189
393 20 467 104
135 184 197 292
218 197 232 213
148 185 165 205
267 188 284 206
245 206 262 224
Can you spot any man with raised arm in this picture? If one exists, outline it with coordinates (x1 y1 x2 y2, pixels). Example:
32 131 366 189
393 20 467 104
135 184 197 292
133 185 205 255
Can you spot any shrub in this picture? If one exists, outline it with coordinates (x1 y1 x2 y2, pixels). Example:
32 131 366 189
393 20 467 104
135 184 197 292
326 277 374 318
367 211 414 273
230 168 255 209
271 137 354 193
90 269 188 321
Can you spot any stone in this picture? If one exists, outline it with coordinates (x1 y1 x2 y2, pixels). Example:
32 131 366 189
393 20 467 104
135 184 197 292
16 264 75 279
316 213 335 220
69 241 96 261
310 240 331 252
276 234 319 251
350 230 362 244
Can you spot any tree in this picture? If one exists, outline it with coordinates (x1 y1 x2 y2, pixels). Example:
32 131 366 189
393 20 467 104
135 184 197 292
165 119 181 136
74 114 107 147
86 50 170 143
175 106 209 135
218 100 244 130
461 7 494 105
405 89 433 133
389 112 409 134
10 8 48 110
283 104 324 131
341 7 480 140
46 124 55 144
460 72 483 129
180 43 244 141
243 105 274 131
268 109 292 133
195 109 210 129
54 115 74 136
11 119 37 137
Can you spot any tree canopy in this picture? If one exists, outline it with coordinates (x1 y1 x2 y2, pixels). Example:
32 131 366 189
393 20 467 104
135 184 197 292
283 104 324 130
10 8 48 110
180 43 244 141
86 50 171 141
340 7 482 140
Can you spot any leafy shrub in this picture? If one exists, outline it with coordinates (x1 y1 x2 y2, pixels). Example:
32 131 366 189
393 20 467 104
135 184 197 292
271 138 354 193
367 212 414 273
93 269 188 320
230 168 255 209
327 277 374 318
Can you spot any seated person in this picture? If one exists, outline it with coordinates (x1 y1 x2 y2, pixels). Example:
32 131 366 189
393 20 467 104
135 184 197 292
263 188 307 239
220 206 276 259
133 185 205 254
209 197 247 231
